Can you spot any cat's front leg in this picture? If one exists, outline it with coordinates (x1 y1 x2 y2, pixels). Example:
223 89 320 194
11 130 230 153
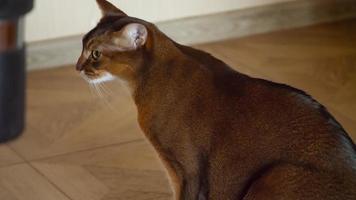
164 165 202 200
158 149 205 199
177 175 207 200
158 156 183 199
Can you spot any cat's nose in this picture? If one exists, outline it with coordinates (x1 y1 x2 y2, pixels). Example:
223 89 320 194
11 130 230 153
76 56 86 71
76 62 83 71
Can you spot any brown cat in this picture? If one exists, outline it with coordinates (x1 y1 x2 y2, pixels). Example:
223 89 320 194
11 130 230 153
76 0 356 199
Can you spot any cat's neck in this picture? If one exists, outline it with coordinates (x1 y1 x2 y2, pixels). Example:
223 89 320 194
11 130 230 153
132 33 193 102
133 38 205 127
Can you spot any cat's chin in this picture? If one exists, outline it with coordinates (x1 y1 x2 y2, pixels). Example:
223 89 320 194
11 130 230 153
80 71 115 84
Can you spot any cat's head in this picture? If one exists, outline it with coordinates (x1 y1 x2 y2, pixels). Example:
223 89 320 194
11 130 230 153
76 0 152 85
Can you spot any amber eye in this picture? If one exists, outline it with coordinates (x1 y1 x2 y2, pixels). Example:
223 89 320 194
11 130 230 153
91 50 101 61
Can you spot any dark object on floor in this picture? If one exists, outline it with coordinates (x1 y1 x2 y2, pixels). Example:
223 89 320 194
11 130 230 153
0 0 33 142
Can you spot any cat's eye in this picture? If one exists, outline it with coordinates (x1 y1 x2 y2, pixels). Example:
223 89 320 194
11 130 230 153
91 50 101 61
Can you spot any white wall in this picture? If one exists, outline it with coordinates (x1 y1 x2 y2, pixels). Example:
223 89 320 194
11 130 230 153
25 0 292 42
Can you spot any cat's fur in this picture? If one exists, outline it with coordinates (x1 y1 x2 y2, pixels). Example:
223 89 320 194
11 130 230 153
76 0 356 199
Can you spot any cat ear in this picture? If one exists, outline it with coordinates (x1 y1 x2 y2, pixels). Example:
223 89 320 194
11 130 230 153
96 0 127 17
108 23 148 51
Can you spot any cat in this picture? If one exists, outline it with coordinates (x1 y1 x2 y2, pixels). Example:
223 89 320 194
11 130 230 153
76 0 356 199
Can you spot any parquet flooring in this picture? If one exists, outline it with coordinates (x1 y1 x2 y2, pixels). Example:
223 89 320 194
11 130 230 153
1 19 355 199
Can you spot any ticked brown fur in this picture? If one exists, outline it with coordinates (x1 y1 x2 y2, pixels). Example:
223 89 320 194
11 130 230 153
77 1 356 199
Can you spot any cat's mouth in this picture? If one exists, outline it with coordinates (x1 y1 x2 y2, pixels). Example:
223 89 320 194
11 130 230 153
80 70 115 84
84 71 99 79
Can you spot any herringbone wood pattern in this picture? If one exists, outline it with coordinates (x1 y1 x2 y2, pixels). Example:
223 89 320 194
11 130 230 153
0 19 355 200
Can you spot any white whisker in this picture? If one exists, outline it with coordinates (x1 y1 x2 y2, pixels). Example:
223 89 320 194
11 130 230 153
79 72 97 99
99 82 114 96
88 82 97 99
93 83 104 99
98 82 110 97
96 83 119 112
78 71 120 113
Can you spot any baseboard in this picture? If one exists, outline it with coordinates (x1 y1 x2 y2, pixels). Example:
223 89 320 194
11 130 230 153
27 0 356 71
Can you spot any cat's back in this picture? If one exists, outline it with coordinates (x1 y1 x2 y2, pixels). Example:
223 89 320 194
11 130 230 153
178 44 356 164
229 74 355 156
195 66 356 199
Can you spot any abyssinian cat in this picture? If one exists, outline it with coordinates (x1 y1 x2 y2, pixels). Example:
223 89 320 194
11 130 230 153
76 0 356 199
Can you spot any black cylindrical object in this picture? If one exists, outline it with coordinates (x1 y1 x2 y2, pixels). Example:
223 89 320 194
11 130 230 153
0 0 33 142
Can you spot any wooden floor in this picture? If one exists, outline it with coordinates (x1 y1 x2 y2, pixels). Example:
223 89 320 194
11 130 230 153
1 19 356 200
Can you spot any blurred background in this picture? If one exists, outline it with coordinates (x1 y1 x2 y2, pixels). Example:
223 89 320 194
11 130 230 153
0 0 356 199
26 0 292 42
